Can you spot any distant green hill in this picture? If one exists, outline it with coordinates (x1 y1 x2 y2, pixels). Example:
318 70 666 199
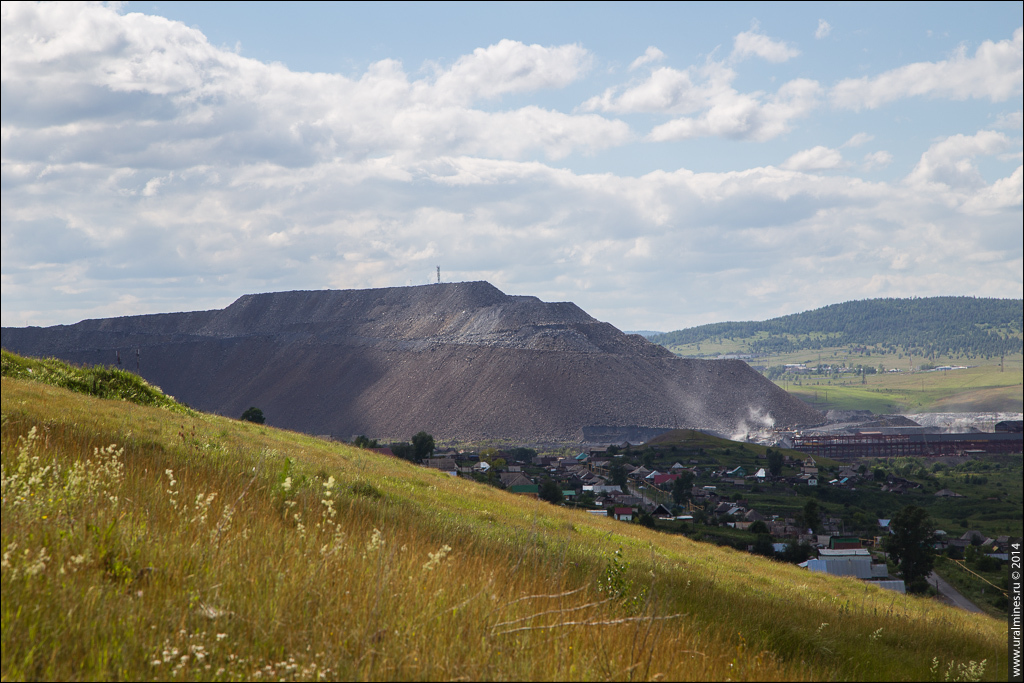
651 296 1022 359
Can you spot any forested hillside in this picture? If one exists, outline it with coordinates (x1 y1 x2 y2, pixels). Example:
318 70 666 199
652 297 1022 359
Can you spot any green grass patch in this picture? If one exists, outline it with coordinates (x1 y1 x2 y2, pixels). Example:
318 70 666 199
933 556 1009 620
1 349 193 415
776 363 1023 413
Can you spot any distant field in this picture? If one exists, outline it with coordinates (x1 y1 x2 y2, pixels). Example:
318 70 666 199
664 337 1022 371
659 338 1023 413
777 363 1023 414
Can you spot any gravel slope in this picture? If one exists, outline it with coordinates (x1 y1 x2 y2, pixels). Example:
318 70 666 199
2 282 823 441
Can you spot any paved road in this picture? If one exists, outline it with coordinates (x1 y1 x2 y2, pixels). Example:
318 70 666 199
627 483 658 508
929 571 984 613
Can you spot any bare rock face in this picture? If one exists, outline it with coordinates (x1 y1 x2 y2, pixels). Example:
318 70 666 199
1 282 823 441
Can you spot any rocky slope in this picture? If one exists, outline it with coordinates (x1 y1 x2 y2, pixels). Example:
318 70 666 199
2 282 823 441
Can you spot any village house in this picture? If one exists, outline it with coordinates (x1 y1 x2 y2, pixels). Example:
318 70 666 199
652 473 680 487
499 472 534 488
628 465 652 479
613 507 634 521
651 503 674 519
507 484 539 499
424 457 457 472
802 548 905 593
614 494 644 508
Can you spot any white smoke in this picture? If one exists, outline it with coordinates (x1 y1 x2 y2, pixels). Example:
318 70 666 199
903 412 1022 433
730 406 777 442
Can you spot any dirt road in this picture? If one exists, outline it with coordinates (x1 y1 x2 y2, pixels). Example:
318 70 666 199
929 571 984 613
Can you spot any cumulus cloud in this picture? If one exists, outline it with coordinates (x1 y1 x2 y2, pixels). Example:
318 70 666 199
960 165 1024 214
582 58 821 142
862 150 893 170
905 130 1012 188
815 20 832 40
731 24 800 63
832 27 1024 109
629 46 666 70
842 132 874 148
993 110 1023 130
647 77 821 142
0 3 618 164
1 3 1021 331
431 39 592 104
780 146 846 171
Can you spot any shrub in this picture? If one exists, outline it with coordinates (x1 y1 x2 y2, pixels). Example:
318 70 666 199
240 406 265 424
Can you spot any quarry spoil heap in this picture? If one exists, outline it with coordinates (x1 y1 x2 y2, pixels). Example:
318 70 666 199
1 282 823 441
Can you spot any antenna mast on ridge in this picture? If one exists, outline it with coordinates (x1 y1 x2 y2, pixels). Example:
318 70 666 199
436 266 440 284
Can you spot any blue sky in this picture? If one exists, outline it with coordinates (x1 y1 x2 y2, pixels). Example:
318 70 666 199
2 2 1021 331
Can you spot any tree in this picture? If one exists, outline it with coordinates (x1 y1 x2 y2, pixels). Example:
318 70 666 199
609 461 628 489
411 431 435 460
539 479 563 504
766 449 784 477
353 435 379 449
389 442 415 461
749 520 770 535
636 511 656 529
751 533 775 557
885 505 936 593
240 406 265 424
672 472 694 506
781 540 815 564
802 499 821 533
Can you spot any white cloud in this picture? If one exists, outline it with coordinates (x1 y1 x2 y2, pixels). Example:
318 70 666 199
1 3 1021 331
993 110 1023 130
629 46 666 70
905 130 1012 188
781 146 846 171
961 166 1024 215
581 65 704 114
431 39 592 104
731 25 801 63
582 57 821 142
842 132 873 148
4 148 1021 330
648 77 821 142
832 27 1024 109
815 20 832 40
862 150 893 170
0 4 616 165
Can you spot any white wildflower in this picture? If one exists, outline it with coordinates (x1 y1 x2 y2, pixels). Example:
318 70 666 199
422 544 452 571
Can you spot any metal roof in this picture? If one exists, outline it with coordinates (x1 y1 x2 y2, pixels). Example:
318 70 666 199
806 558 875 579
818 548 870 557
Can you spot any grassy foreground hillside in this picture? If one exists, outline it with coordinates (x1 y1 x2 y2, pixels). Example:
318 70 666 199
1 370 1008 680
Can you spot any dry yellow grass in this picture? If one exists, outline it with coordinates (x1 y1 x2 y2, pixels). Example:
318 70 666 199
1 375 1008 681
